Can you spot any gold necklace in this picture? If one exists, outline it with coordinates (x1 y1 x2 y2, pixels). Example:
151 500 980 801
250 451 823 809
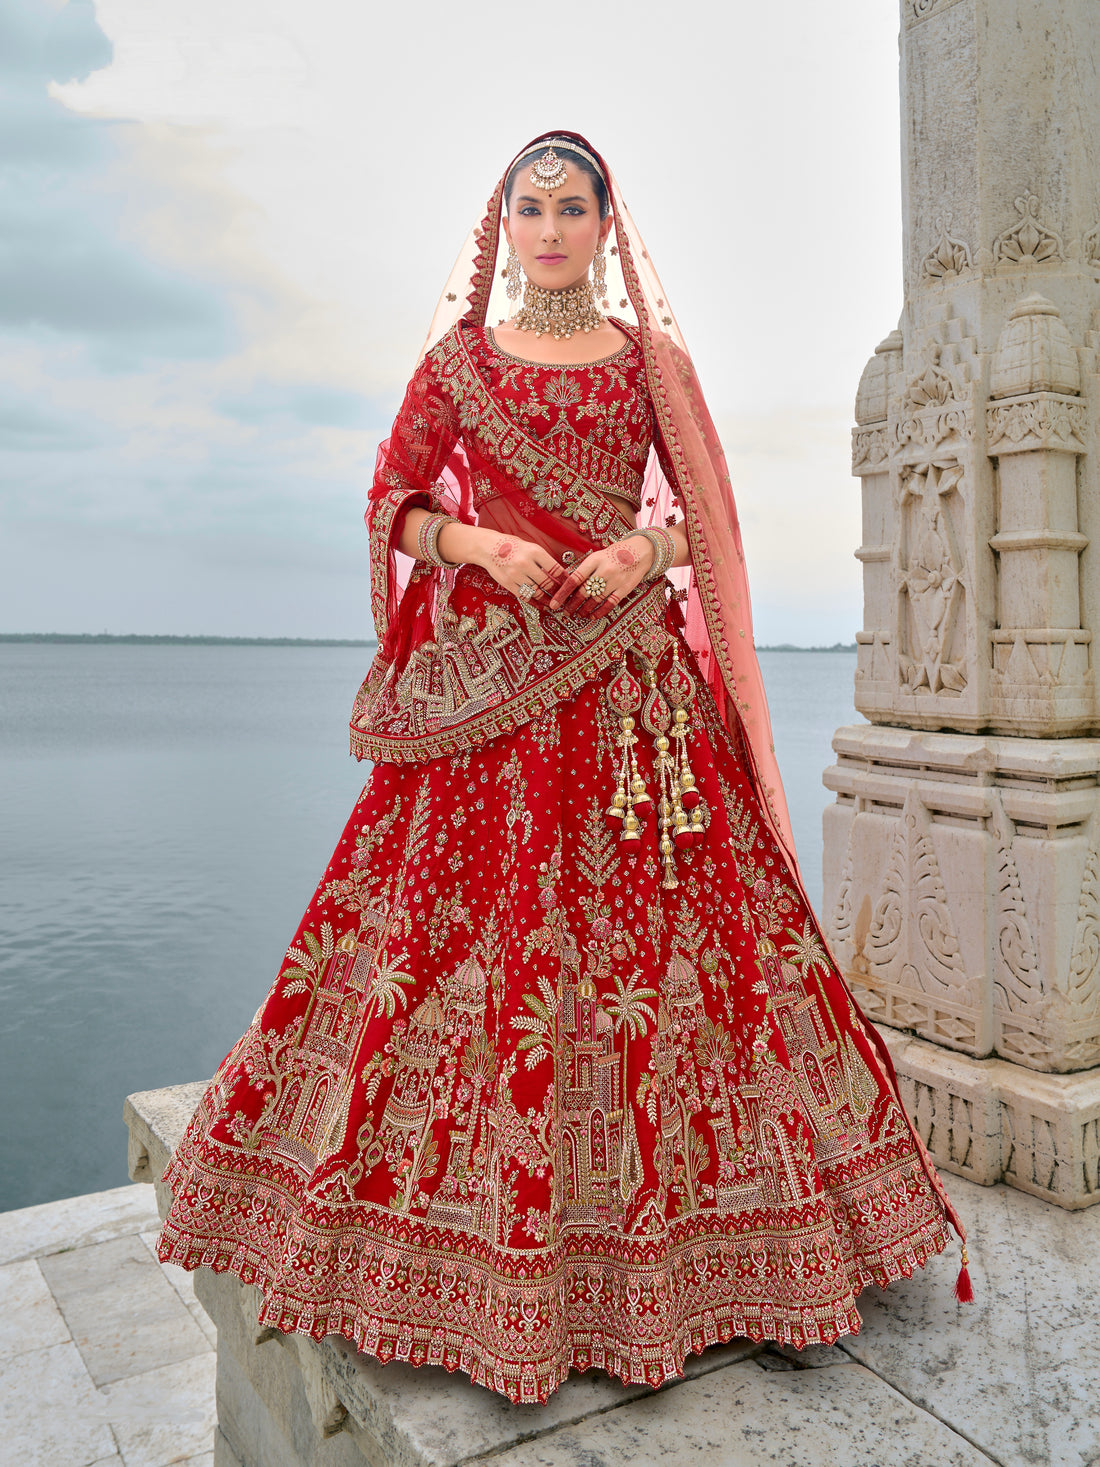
514 280 605 339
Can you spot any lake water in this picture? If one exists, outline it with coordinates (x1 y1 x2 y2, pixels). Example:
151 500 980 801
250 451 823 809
0 643 859 1211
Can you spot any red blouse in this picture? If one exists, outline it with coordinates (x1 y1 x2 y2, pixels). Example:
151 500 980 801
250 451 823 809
465 327 654 512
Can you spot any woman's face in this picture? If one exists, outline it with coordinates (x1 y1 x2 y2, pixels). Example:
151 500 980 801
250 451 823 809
503 160 611 294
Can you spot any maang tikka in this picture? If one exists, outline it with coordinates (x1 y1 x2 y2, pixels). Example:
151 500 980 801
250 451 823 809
529 147 569 192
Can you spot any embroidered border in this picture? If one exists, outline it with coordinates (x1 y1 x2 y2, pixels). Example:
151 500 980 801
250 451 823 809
427 327 636 543
350 579 671 764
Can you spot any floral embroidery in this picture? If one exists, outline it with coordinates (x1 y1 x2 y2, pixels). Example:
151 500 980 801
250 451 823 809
160 670 954 1405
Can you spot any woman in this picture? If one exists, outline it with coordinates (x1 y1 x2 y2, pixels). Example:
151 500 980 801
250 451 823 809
157 131 968 1405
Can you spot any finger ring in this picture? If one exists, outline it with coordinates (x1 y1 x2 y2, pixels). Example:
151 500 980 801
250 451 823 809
584 575 607 598
517 582 536 600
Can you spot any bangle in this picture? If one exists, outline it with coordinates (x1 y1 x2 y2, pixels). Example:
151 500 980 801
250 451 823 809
633 526 677 582
417 512 461 569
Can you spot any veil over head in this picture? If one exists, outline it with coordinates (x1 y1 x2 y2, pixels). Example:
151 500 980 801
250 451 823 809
415 130 800 875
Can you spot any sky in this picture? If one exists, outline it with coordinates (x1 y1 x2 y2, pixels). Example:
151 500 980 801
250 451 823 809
0 0 904 643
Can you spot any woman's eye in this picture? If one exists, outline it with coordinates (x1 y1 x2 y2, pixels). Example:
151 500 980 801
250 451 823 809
519 206 540 216
562 206 585 216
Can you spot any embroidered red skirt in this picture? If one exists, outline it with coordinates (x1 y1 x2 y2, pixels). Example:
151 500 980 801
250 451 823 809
157 646 955 1404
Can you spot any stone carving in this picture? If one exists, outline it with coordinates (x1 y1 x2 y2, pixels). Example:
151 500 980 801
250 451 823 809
989 295 1082 400
1001 1101 1059 1196
905 0 966 25
990 797 1041 1021
867 791 967 994
1063 822 1100 1071
987 394 1088 454
989 632 1092 713
1084 222 1100 268
851 425 889 472
993 193 1065 265
829 842 856 969
895 346 972 453
921 215 973 282
846 790 983 1050
897 463 968 695
988 795 1056 1070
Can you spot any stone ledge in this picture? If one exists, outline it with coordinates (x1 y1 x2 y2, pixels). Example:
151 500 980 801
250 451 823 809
125 1081 208 1220
873 1025 1100 1208
128 1081 1100 1466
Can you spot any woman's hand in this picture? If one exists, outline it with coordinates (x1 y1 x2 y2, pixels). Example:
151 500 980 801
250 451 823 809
548 534 656 618
471 530 569 607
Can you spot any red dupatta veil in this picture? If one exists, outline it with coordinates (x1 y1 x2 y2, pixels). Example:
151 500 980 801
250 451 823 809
403 130 800 876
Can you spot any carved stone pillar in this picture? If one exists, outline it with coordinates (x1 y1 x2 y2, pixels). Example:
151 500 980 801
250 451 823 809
822 0 1100 1208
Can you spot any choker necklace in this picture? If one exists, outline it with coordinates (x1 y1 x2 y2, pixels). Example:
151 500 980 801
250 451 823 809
514 280 605 339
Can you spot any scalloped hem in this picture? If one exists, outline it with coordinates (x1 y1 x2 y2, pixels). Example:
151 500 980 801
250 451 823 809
157 1166 953 1405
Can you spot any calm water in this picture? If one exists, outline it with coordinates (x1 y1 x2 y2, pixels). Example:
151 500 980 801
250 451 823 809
0 644 858 1211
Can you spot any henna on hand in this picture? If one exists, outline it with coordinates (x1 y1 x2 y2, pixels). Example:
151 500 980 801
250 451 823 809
490 537 517 568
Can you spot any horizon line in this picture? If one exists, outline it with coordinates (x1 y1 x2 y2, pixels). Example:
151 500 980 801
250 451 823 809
1 632 858 652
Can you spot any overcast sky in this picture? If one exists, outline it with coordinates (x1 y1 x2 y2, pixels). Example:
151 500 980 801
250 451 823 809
0 0 904 642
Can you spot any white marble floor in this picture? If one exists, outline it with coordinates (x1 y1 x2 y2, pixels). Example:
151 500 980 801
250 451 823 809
0 1184 215 1467
2 1171 1098 1467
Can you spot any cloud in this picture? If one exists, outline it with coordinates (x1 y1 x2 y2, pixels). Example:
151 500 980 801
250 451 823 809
0 392 99 450
0 199 231 350
0 0 112 87
0 0 233 362
0 0 903 642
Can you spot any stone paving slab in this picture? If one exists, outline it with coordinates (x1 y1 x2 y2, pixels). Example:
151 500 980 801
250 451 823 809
0 1181 217 1467
319 1332 765 1467
0 1256 70 1362
0 1339 119 1465
98 1352 218 1467
39 1232 211 1387
843 1174 1100 1467
481 1358 994 1467
139 1228 218 1347
0 1181 160 1265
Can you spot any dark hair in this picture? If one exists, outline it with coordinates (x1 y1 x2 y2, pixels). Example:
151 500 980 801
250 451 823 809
505 145 610 220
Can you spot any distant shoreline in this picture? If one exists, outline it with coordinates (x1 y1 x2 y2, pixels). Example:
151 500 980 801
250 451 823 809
2 633 857 651
0 633 376 647
757 643 857 653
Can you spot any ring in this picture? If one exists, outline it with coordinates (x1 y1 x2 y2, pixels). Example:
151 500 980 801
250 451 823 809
584 575 608 599
517 582 536 600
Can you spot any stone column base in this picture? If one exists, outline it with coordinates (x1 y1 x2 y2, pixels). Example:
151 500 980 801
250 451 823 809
873 1024 1100 1209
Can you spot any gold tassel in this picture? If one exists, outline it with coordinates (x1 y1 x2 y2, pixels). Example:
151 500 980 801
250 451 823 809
662 646 704 851
641 663 678 889
604 661 647 857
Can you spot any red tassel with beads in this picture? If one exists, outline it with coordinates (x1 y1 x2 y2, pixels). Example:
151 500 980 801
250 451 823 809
953 1245 974 1304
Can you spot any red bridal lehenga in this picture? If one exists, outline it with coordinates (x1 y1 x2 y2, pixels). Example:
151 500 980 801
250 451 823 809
157 133 966 1405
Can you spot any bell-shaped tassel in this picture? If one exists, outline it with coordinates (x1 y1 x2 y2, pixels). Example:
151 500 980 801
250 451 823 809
620 808 644 856
605 662 649 851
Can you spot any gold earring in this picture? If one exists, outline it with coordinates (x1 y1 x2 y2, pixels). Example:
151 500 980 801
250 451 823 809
592 239 607 303
506 242 522 302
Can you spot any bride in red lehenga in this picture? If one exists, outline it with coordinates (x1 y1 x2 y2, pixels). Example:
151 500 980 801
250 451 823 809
157 132 969 1404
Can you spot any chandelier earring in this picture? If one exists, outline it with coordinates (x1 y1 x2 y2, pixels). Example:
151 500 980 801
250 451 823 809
592 238 608 305
505 242 523 302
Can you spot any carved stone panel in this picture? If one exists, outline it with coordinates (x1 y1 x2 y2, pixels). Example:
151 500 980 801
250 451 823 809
823 726 1100 1073
992 194 1066 266
897 463 969 698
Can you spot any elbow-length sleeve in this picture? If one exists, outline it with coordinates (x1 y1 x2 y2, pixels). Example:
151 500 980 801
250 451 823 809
366 351 462 655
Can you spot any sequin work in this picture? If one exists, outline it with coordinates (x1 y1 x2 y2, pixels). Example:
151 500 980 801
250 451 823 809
158 344 958 1406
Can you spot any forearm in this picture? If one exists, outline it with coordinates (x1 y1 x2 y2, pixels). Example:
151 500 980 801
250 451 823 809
664 520 691 569
621 521 691 574
396 507 492 568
